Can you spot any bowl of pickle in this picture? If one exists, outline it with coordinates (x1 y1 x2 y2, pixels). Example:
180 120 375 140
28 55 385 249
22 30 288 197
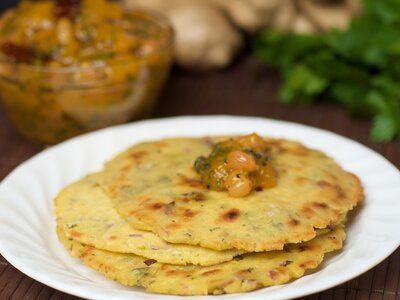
0 0 173 145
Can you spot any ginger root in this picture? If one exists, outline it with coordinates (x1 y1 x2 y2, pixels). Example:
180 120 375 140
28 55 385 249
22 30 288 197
297 0 361 33
207 0 281 33
125 0 242 71
124 0 360 70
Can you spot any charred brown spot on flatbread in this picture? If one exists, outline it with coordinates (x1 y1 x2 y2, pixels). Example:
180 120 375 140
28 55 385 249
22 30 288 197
283 244 311 253
288 218 300 227
107 175 129 196
109 235 118 240
317 180 332 188
301 206 315 219
147 202 165 210
312 202 329 209
95 262 118 274
236 268 252 276
329 236 342 247
201 269 221 276
334 184 347 199
79 247 94 259
284 244 309 253
267 267 288 281
268 270 279 280
144 259 157 266
165 222 181 230
276 266 288 275
165 269 194 277
70 230 83 238
181 208 198 218
178 191 206 202
120 164 131 172
179 175 202 188
129 209 139 216
108 184 119 196
130 150 148 161
219 208 240 222
299 259 317 268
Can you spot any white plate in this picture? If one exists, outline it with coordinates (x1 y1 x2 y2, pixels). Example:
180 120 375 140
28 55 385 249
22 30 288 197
0 116 399 300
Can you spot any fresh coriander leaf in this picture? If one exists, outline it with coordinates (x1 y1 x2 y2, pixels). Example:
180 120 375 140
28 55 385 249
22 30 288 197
253 32 325 69
303 50 369 82
371 114 398 142
329 19 400 68
279 64 329 104
363 0 400 25
372 75 400 99
365 90 387 113
329 82 373 116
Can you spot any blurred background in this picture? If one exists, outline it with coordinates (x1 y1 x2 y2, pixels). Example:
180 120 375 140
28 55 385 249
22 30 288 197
0 1 15 11
2 0 399 145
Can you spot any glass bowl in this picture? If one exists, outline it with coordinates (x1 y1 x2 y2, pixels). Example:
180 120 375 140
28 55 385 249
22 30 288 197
0 10 173 145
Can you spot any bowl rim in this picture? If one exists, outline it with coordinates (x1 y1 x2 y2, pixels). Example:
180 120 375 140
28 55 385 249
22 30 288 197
0 8 174 74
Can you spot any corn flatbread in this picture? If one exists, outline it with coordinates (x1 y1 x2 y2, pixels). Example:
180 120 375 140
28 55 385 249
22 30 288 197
99 137 363 252
57 225 346 295
55 174 244 266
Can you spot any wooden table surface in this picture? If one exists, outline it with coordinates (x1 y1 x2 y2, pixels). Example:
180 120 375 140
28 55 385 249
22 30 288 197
0 56 399 299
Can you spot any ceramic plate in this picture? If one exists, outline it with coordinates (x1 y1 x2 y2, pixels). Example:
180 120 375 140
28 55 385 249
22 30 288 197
0 116 399 300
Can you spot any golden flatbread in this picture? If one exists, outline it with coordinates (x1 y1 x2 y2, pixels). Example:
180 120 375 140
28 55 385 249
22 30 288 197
99 137 363 251
57 225 346 295
55 174 244 266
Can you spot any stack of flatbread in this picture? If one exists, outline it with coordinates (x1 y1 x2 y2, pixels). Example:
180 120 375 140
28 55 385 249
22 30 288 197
55 137 364 295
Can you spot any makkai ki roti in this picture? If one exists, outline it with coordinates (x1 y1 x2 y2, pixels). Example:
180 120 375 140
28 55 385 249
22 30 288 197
98 137 363 252
57 225 346 295
55 174 244 266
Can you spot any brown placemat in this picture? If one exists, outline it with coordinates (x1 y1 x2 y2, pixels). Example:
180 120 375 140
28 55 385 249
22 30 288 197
0 56 399 299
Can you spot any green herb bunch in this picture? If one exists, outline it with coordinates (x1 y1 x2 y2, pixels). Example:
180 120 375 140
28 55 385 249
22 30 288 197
253 0 400 142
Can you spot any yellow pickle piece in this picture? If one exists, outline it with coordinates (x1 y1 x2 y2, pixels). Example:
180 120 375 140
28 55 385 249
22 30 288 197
194 133 277 197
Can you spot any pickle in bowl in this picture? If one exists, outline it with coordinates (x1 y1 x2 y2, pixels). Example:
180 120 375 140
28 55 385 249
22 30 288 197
0 0 173 145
